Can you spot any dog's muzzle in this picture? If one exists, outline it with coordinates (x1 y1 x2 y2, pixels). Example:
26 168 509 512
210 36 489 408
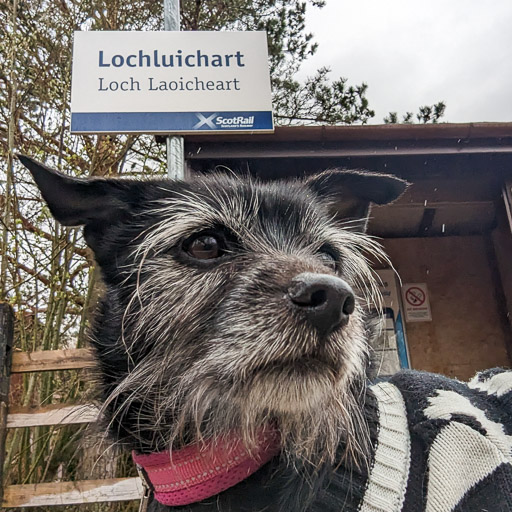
287 272 355 335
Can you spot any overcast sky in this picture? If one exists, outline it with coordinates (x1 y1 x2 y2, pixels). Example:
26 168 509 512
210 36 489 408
298 0 512 124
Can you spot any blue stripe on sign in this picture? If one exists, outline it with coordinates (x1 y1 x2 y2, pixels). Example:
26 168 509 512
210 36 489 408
71 111 274 133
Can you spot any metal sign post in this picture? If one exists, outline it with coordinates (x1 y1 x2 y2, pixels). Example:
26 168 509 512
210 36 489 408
164 0 185 180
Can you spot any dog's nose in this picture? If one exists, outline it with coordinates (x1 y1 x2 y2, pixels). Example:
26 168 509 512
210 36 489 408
287 273 355 334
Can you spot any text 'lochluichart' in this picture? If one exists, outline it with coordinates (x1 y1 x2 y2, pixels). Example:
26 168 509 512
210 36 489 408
98 49 246 68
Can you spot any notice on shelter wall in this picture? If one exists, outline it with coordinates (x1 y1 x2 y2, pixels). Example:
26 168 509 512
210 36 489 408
402 283 432 322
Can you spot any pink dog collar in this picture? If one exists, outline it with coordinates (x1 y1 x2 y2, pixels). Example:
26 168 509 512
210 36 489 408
132 429 280 506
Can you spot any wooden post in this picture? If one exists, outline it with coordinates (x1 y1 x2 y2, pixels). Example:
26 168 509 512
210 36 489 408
0 303 14 501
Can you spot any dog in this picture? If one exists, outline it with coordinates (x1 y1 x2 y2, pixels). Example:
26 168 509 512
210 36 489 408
19 155 512 512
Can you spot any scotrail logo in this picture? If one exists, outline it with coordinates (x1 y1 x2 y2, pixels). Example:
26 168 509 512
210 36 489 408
215 115 255 129
193 113 256 130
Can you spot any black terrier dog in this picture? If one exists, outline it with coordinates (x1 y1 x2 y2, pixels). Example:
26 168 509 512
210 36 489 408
19 155 512 512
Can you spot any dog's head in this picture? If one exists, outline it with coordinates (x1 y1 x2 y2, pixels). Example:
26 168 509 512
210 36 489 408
19 155 406 465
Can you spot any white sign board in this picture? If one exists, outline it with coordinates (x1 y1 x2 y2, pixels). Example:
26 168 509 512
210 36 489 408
402 283 432 322
71 31 273 134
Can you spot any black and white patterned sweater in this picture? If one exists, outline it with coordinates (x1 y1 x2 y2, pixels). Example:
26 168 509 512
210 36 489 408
315 368 512 512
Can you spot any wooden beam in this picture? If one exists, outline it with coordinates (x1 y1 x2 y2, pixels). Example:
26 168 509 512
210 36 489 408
185 141 512 160
417 208 437 236
0 304 14 502
183 123 512 144
485 234 512 365
11 348 96 373
3 477 143 507
7 403 100 428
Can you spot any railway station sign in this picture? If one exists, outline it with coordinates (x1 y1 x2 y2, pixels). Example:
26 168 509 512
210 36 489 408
70 31 273 134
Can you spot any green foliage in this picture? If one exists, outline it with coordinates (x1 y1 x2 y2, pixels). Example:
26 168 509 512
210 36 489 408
384 101 446 124
274 67 374 125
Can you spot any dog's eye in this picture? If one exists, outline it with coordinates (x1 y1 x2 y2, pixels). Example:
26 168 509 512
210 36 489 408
318 249 337 270
186 235 222 260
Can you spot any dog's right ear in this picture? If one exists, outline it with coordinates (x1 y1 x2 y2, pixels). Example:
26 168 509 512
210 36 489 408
18 155 134 250
306 169 408 232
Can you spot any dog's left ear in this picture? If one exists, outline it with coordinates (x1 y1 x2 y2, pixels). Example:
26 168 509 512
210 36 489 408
306 169 408 232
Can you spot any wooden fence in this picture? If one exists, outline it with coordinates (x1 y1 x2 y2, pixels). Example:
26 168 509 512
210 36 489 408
0 303 143 508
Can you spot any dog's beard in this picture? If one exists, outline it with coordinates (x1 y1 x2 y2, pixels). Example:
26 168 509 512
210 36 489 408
190 359 371 469
177 298 372 467
101 295 372 469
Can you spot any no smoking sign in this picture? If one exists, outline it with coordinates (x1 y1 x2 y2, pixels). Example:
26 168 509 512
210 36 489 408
405 287 426 306
402 283 432 322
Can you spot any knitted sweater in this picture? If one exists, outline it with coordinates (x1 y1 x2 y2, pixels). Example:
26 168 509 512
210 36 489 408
151 369 512 511
316 368 512 512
